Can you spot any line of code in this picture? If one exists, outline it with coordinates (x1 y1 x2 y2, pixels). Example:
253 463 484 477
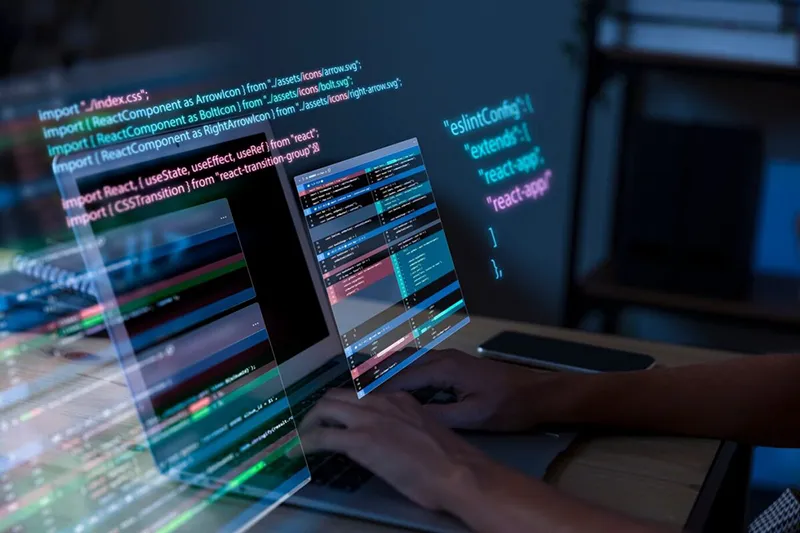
485 170 552 212
37 59 403 163
60 128 321 227
440 93 554 280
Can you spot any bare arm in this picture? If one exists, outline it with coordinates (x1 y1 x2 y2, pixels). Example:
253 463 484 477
300 390 671 533
444 459 670 533
387 349 800 447
536 353 800 447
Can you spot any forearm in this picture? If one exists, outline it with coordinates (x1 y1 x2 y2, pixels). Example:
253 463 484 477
444 460 669 533
537 354 800 447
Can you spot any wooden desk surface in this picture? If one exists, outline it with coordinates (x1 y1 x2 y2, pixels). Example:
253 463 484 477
258 315 744 532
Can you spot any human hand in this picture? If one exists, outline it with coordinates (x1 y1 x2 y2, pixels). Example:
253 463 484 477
383 348 560 431
296 388 664 533
296 389 495 511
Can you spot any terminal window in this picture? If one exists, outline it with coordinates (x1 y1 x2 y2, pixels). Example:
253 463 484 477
294 139 470 398
67 135 322 524
91 200 302 484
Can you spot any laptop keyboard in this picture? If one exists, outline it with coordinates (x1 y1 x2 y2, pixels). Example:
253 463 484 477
292 374 455 492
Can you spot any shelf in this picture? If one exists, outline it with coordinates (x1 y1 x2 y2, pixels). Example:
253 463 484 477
596 0 800 80
566 1 800 332
579 260 800 327
600 47 800 82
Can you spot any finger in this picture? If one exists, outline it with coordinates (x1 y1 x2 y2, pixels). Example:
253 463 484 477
322 388 362 405
381 352 455 392
318 390 418 423
298 397 374 432
423 400 483 429
299 426 368 456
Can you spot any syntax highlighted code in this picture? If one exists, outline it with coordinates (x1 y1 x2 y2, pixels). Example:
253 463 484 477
443 94 533 137
38 59 404 164
485 170 552 213
477 146 545 186
463 123 532 161
62 129 321 228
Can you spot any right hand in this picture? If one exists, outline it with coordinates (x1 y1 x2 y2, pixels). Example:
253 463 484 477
383 348 559 431
296 389 499 511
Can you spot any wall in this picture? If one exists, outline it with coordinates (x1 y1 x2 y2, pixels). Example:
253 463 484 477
20 0 798 345
86 0 584 326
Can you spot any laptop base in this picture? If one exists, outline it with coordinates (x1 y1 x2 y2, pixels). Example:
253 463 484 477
287 431 577 533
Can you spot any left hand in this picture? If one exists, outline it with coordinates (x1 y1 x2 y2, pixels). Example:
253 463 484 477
295 389 494 511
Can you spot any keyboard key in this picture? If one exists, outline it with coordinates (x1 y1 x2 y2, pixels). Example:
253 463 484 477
310 453 351 485
429 389 457 405
307 452 374 492
328 464 373 492
410 386 455 404
305 453 330 471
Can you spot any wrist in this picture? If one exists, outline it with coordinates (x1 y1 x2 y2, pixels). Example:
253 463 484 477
441 453 549 533
515 370 592 426
440 456 502 527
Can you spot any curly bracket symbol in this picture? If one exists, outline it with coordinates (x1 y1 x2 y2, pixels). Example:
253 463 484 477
490 259 503 280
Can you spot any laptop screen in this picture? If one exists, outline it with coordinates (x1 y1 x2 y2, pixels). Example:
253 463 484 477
48 131 328 532
293 139 470 398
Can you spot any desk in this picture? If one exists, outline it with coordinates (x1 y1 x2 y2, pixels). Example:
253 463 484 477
258 314 743 532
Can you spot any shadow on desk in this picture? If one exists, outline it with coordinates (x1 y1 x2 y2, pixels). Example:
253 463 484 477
686 442 752 533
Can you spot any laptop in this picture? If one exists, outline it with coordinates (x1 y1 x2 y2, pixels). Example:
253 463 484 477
53 138 319 531
54 122 574 533
285 138 576 531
